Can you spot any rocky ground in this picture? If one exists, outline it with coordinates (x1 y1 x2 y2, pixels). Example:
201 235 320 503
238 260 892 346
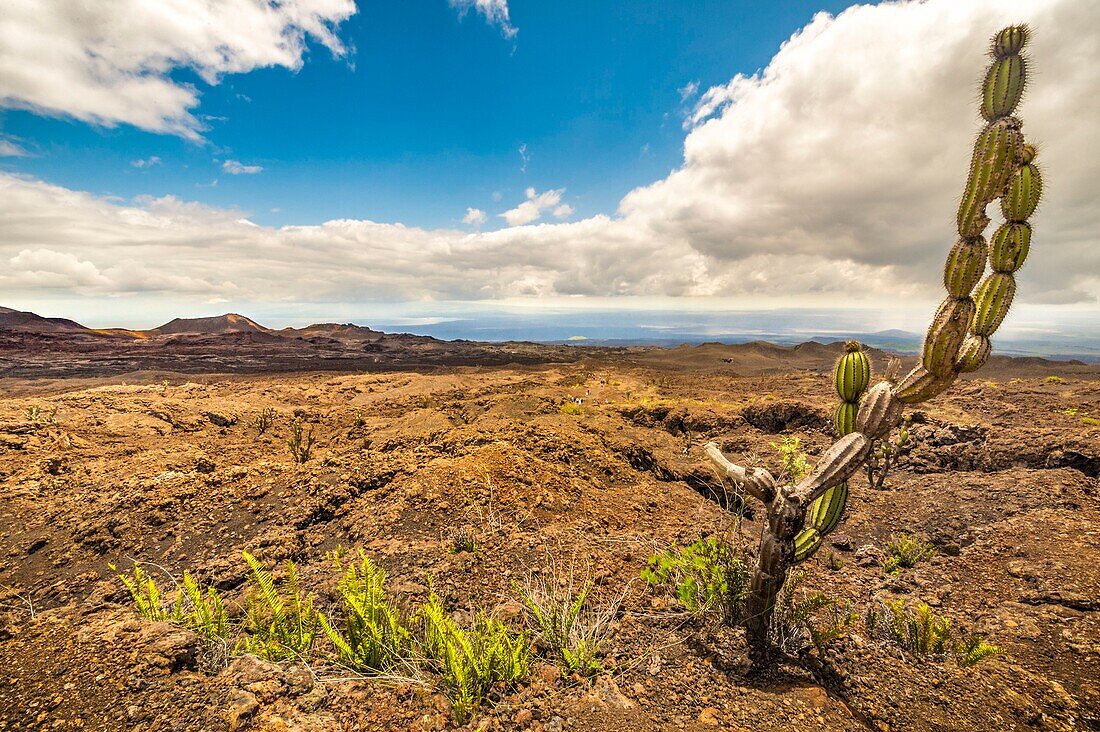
0 346 1097 731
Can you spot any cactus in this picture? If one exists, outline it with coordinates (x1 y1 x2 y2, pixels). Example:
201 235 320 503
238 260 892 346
703 26 1042 667
793 341 869 560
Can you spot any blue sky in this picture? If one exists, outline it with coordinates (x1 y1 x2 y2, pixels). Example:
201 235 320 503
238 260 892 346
2 1 861 229
0 0 1096 343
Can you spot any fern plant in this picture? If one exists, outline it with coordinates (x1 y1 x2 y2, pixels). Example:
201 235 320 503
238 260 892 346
180 572 230 640
866 599 997 666
320 551 411 673
770 569 856 655
416 591 530 724
112 563 182 623
237 551 320 661
953 633 1001 668
512 573 616 680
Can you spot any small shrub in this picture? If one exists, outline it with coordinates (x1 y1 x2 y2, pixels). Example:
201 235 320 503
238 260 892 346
1082 417 1100 427
448 526 477 554
772 436 810 481
23 405 57 424
559 402 583 416
287 418 315 463
237 552 320 661
884 534 935 574
255 407 276 435
953 632 1001 667
320 551 411 673
1045 375 1064 384
513 566 620 679
417 591 530 723
641 537 748 624
771 569 856 655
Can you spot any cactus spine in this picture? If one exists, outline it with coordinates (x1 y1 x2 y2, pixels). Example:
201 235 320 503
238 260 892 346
703 26 1042 668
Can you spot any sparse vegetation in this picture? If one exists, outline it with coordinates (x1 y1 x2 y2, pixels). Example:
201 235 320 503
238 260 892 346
112 562 232 670
255 407 276 434
867 419 911 490
771 436 810 481
417 591 530 723
23 404 57 423
884 534 935 574
559 401 583 415
448 526 477 554
1045 375 1065 384
866 599 999 667
771 569 857 656
320 551 411 674
642 536 749 624
113 549 533 722
237 552 320 661
513 564 620 680
287 417 315 462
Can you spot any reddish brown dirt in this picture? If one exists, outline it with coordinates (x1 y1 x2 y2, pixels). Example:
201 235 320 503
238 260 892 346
0 351 1097 731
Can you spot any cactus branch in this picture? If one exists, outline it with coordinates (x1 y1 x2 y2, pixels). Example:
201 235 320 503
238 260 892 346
699 25 1041 668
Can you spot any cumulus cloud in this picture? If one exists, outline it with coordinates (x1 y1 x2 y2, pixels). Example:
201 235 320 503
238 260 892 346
500 188 565 226
0 0 356 138
462 207 487 226
449 0 517 38
222 160 264 175
1 0 1097 313
552 204 574 219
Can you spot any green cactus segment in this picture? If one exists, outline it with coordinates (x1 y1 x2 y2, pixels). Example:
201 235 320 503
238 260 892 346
793 527 823 563
922 296 975 377
794 478 850 562
991 25 1029 59
943 237 988 297
955 334 992 373
1018 143 1037 165
896 365 958 405
957 118 1023 238
810 481 848 534
834 401 858 436
989 222 1031 273
971 273 1017 337
1000 163 1043 222
981 54 1026 121
834 344 871 402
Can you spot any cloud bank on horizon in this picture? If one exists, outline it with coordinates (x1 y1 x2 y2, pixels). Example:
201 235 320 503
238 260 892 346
0 0 1098 318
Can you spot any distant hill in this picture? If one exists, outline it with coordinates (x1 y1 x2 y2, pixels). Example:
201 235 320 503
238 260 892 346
148 313 270 335
0 307 88 333
282 322 385 342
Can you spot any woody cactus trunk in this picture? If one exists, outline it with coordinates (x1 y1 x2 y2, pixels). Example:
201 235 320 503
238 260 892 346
704 25 1042 666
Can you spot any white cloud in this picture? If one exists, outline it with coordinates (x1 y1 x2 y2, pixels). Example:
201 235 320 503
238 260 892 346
1 0 1097 314
678 81 699 102
130 156 161 169
0 0 356 139
222 160 263 175
0 137 29 156
449 0 517 38
462 207 487 226
500 187 564 227
552 204 574 219
518 143 529 173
